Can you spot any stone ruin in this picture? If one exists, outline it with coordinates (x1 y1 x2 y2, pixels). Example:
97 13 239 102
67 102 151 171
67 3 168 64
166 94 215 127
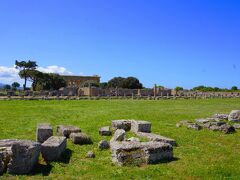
99 120 176 166
177 110 240 134
0 119 177 175
0 123 91 175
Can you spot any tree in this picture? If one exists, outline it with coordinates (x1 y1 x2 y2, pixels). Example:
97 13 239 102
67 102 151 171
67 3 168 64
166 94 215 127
15 60 38 90
175 86 183 91
11 82 20 90
107 77 125 88
122 77 143 89
99 82 108 88
31 72 66 91
3 84 11 90
107 77 143 89
231 86 238 91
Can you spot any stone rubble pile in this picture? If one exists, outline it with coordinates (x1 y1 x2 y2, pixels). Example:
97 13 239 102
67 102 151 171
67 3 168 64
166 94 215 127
177 110 240 134
99 120 176 166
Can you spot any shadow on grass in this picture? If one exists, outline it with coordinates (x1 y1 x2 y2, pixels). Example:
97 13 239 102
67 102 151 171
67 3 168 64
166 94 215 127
31 148 73 176
148 157 180 165
57 148 73 164
31 163 53 176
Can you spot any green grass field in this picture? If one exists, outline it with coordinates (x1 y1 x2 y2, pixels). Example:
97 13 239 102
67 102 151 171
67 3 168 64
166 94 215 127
0 99 240 179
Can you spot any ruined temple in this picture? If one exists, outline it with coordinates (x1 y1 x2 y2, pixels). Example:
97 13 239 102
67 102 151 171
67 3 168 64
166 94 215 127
61 75 100 87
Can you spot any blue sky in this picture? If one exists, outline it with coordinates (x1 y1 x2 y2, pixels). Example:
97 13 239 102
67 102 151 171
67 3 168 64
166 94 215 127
0 0 240 88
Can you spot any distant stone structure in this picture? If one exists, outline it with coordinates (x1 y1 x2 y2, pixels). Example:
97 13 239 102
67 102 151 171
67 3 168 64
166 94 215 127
61 75 100 87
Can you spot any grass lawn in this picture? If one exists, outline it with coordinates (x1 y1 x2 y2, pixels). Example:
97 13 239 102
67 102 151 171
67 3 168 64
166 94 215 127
0 99 240 179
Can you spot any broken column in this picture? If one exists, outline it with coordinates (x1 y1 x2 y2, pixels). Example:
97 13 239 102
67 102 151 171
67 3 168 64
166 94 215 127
41 136 67 162
36 123 53 143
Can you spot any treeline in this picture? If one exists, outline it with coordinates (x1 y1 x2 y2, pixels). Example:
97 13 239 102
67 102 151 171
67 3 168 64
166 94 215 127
173 85 239 92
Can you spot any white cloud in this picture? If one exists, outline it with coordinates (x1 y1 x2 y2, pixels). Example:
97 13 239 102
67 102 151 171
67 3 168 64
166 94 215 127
37 65 73 75
0 65 73 85
0 66 22 85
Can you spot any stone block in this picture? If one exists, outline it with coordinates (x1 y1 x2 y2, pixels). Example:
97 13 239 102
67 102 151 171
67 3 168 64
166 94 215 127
213 114 229 120
131 120 151 133
111 129 126 142
233 124 240 129
70 133 92 145
41 136 67 162
111 141 173 166
187 123 202 131
2 140 41 175
112 120 132 131
98 140 110 150
36 123 53 143
99 126 111 136
143 142 173 164
57 125 81 138
219 124 235 134
135 132 176 146
228 110 240 122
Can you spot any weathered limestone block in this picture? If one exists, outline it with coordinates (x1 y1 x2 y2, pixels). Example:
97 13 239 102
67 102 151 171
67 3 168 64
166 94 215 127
70 133 92 145
111 129 126 142
41 136 67 162
135 132 176 146
112 120 132 131
228 110 240 122
131 120 151 133
143 142 173 164
111 141 173 166
233 124 240 129
98 140 110 150
5 140 40 174
111 141 145 166
213 114 229 120
187 123 202 131
203 122 226 129
99 126 111 136
36 123 53 143
206 122 235 134
219 124 235 134
56 125 81 138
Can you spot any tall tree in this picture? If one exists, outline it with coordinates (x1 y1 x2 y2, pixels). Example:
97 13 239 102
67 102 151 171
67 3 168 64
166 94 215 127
15 60 38 90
